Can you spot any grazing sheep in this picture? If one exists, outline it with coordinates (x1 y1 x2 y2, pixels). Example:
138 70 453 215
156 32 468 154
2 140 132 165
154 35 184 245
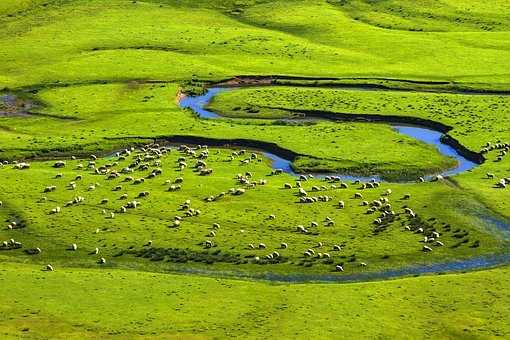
403 194 411 200
100 198 109 204
418 177 425 183
298 188 307 197
423 245 433 252
53 161 66 168
209 231 216 237
45 264 54 271
354 192 363 199
0 201 2 207
98 257 106 264
284 183 292 189
338 200 345 209
360 262 367 267
212 223 220 230
435 241 444 246
487 173 495 179
433 175 444 181
281 242 288 249
205 240 213 248
137 191 150 198
333 245 342 251
109 212 115 219
335 265 344 272
316 242 323 248
311 221 319 228
268 214 276 220
70 243 77 251
258 243 266 249
248 243 255 249
50 206 61 214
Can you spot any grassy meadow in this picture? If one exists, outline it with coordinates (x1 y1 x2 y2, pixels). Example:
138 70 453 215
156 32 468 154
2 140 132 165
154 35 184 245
0 0 509 338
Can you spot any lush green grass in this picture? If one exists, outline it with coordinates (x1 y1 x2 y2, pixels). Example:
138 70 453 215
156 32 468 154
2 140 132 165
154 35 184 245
0 261 509 339
0 0 509 337
0 146 506 277
209 85 510 220
0 83 455 178
209 86 510 151
0 0 509 89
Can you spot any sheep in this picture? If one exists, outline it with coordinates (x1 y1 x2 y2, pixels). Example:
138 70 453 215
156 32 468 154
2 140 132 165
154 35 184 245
383 189 392 196
298 188 308 196
333 245 342 251
360 262 367 267
284 183 292 189
0 201 2 207
433 175 444 181
45 264 54 271
70 243 77 251
205 240 213 248
296 225 306 233
354 192 363 199
43 185 57 193
137 191 150 198
268 214 276 220
98 257 106 264
316 242 323 248
53 161 66 168
487 173 495 179
340 182 348 189
100 198 109 204
281 242 288 249
338 200 345 209
323 253 330 258
109 212 115 219
258 243 266 249
209 231 216 237
272 251 280 258
418 177 425 183
311 221 319 228
335 265 344 272
435 241 444 247
248 243 255 249
212 223 220 230
423 245 433 252
50 207 61 214
403 194 411 200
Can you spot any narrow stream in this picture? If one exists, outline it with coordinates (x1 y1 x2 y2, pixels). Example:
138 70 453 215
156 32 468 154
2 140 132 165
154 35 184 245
178 86 509 281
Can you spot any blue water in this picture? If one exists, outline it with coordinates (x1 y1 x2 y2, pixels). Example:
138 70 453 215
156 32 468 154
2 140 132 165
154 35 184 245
179 87 479 181
175 87 510 281
393 125 478 177
179 88 227 119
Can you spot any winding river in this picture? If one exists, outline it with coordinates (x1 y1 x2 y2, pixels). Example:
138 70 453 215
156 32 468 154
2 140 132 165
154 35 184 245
180 87 478 182
178 86 510 282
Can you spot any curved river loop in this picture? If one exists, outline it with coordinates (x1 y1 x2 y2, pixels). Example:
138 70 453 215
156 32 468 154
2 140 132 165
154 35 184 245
177 86 510 283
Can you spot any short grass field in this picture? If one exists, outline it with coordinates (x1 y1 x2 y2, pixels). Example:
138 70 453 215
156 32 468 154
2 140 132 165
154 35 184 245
0 0 509 338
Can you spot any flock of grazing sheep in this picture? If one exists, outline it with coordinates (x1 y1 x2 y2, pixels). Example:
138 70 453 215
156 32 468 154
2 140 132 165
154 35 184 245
0 138 503 274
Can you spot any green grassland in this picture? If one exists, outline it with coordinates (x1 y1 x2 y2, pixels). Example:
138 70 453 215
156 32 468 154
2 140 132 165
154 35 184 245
0 83 456 179
0 146 506 278
0 261 509 339
0 0 509 338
